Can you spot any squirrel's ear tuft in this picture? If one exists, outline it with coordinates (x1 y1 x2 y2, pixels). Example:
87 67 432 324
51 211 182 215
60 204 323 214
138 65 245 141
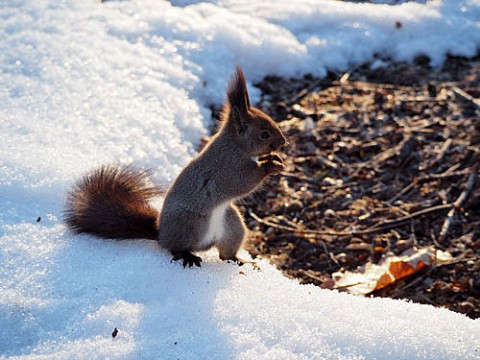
227 66 251 115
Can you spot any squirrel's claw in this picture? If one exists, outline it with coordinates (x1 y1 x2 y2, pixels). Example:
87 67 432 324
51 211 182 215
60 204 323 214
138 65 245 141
258 152 284 175
224 256 260 270
258 152 283 164
171 251 202 268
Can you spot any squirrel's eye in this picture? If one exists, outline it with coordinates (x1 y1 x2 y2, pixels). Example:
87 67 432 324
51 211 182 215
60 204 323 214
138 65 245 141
260 130 270 140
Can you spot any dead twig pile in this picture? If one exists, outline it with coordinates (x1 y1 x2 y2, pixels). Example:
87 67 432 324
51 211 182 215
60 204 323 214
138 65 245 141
242 56 480 318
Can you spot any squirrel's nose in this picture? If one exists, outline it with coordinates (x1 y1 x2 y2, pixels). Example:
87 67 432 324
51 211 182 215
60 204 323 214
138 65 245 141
272 137 288 151
279 137 289 148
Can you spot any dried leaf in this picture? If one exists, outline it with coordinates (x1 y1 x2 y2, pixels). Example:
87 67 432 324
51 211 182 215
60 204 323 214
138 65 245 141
333 246 452 295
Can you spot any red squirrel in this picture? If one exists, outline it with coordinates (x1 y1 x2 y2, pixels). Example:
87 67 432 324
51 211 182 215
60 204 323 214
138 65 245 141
65 67 287 267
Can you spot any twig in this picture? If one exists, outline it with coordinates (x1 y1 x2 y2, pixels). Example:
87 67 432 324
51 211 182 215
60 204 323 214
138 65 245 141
280 172 357 191
287 79 328 106
336 80 414 92
354 134 417 172
280 172 312 182
438 162 478 242
366 204 452 232
387 168 471 204
396 135 417 166
301 270 325 283
250 203 453 237
443 162 462 174
318 239 335 265
452 86 480 109
430 229 445 250
339 63 365 84
425 168 471 179
419 138 452 171
250 212 307 234
435 138 453 165
317 154 340 169
387 179 418 204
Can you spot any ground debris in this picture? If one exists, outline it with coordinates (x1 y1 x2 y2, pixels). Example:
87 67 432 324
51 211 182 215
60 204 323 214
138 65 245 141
243 55 480 319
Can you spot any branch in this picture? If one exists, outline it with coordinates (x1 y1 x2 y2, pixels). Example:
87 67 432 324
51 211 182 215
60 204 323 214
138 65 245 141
250 203 453 238
438 162 478 242
452 86 480 109
387 168 471 204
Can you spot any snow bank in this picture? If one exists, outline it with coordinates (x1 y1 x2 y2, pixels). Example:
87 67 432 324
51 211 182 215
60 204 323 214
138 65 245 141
1 0 479 359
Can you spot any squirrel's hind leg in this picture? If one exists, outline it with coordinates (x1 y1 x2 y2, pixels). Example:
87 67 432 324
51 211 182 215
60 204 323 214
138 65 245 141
217 205 247 262
171 250 202 268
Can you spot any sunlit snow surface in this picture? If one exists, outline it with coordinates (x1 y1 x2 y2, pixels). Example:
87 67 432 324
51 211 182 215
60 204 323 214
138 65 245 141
1 1 479 359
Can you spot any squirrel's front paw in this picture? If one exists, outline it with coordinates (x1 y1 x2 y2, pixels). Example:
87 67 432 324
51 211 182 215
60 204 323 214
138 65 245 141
260 153 284 175
259 152 283 164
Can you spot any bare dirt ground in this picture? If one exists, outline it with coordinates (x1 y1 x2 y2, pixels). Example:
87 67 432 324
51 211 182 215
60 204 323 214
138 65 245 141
237 54 479 319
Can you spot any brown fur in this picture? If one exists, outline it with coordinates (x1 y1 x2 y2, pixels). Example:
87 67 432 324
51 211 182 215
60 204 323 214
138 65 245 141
65 165 163 240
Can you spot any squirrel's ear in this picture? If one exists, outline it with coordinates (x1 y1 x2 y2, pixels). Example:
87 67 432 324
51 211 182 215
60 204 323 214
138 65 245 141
227 67 251 121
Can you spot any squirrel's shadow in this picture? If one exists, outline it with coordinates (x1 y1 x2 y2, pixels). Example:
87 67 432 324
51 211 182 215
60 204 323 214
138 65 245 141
45 237 236 359
132 251 237 359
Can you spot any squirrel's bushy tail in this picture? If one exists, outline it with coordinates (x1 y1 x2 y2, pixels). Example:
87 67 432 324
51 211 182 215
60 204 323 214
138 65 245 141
65 165 163 240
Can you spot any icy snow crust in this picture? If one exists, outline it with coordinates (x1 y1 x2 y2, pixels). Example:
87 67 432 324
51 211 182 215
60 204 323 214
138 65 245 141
1 0 479 359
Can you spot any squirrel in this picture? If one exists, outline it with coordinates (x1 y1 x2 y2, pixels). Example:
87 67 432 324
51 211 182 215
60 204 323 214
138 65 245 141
65 67 287 267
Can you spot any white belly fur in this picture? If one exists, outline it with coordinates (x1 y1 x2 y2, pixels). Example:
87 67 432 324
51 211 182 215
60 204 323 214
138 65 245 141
201 202 229 247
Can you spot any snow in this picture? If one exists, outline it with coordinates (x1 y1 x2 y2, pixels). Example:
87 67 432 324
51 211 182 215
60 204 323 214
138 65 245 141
1 0 479 359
